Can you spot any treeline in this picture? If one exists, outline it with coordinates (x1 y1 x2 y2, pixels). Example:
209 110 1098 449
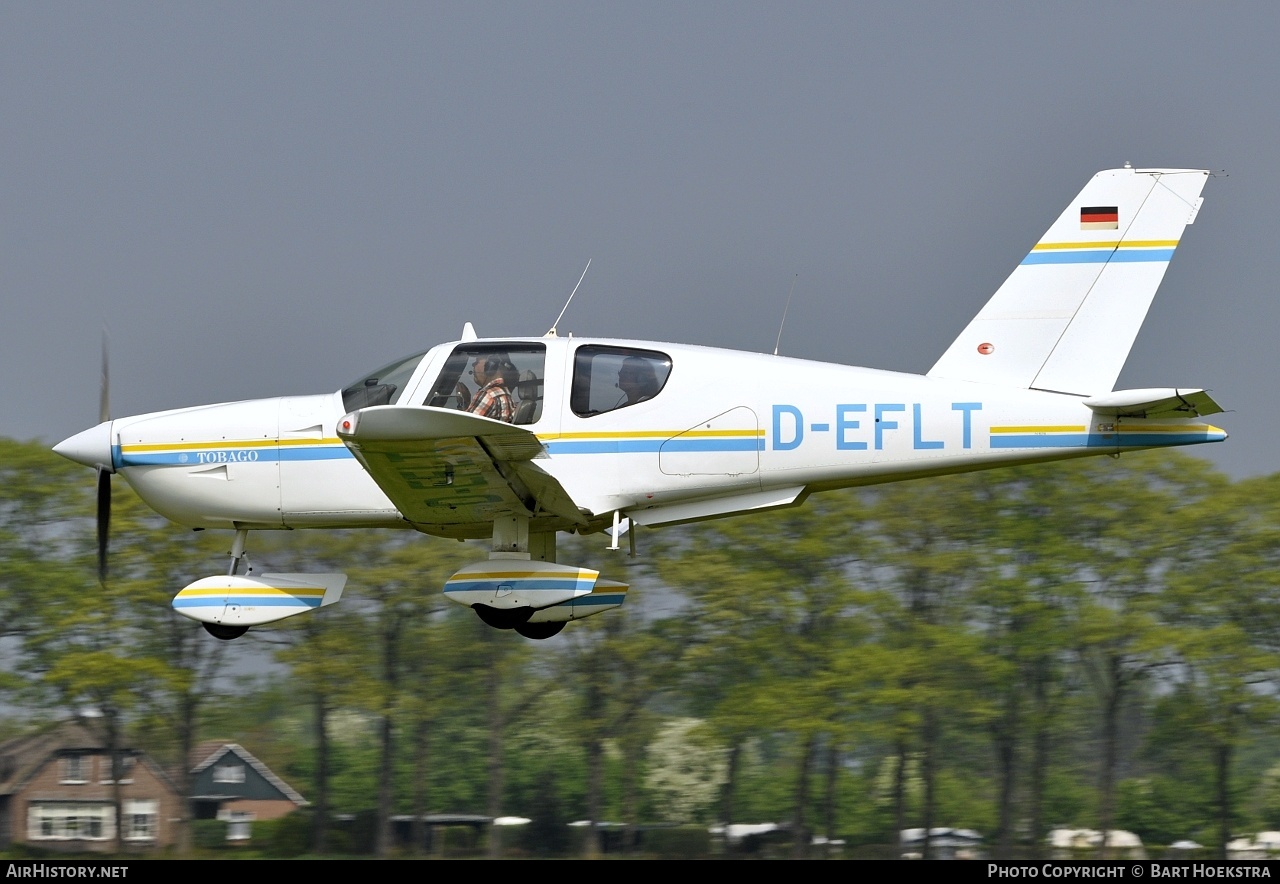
4 438 1280 859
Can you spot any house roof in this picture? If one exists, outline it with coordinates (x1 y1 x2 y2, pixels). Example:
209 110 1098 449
0 717 179 796
190 742 306 806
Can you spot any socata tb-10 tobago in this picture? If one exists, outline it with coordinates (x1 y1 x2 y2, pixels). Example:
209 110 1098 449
55 166 1226 640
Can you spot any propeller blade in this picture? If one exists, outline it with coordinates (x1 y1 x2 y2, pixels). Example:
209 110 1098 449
97 330 111 583
96 466 110 583
99 332 110 425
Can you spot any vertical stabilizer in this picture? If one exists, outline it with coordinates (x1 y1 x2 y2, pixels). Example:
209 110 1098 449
928 167 1208 395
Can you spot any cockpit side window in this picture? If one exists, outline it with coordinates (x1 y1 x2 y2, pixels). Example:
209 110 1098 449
571 346 671 417
341 351 429 411
422 344 547 425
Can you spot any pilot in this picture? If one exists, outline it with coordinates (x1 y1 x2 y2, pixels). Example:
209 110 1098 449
467 355 517 422
616 356 660 407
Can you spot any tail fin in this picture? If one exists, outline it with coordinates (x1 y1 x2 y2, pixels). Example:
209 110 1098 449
928 167 1209 395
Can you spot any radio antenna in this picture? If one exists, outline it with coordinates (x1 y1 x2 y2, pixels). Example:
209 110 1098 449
547 259 591 337
773 273 798 356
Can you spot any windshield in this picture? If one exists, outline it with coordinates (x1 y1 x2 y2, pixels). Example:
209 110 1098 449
341 351 428 411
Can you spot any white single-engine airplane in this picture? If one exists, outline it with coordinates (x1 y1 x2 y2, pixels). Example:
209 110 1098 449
55 166 1225 640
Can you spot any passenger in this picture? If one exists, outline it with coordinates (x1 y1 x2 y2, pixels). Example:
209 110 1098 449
467 355 516 422
616 356 660 407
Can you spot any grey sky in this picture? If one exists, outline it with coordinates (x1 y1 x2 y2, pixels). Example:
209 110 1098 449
5 3 1275 478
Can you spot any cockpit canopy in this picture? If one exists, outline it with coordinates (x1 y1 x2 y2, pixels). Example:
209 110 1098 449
341 340 673 427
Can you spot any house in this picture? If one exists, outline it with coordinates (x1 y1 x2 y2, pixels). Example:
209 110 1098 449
0 718 183 853
189 742 306 839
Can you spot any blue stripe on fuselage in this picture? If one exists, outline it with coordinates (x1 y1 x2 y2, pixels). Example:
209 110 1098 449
1020 249 1174 265
991 433 1220 449
117 446 353 467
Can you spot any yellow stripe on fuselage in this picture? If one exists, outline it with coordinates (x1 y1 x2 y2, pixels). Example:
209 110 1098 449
1031 239 1179 251
537 429 764 441
990 425 1088 434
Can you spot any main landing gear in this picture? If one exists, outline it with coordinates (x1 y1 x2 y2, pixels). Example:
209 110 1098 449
200 528 252 640
203 622 249 641
472 604 565 640
448 516 625 640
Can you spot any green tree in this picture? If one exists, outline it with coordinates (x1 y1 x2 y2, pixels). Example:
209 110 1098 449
8 443 236 851
351 534 479 856
656 491 871 857
1162 468 1280 856
262 529 382 853
1063 455 1213 855
548 532 685 856
962 464 1090 856
105 483 235 853
860 474 995 859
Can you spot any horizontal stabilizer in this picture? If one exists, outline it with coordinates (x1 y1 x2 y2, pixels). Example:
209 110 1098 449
1083 388 1223 419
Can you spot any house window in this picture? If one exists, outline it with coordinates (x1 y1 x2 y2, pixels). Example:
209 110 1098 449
219 810 255 841
59 754 88 784
213 763 246 784
100 755 136 784
28 804 114 841
123 799 158 841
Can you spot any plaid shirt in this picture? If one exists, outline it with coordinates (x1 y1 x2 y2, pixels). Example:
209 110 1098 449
469 378 514 422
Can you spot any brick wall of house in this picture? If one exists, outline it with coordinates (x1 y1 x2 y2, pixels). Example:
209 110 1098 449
16 752 182 852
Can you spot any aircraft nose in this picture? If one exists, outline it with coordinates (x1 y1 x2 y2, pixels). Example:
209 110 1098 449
53 420 115 472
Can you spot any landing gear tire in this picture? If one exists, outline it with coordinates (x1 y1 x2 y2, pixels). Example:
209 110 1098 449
203 622 249 641
515 621 565 640
473 605 533 630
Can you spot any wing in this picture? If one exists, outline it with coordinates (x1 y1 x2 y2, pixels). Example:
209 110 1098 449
337 405 587 536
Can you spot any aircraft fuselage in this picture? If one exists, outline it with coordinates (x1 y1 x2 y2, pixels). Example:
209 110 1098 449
57 336 1225 538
